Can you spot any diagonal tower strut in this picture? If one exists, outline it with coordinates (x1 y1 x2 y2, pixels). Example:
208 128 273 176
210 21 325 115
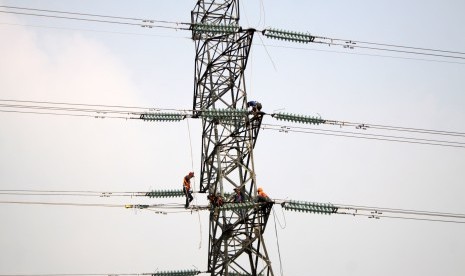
191 1 274 275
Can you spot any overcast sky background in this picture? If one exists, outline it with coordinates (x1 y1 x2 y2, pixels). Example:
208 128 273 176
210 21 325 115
1 1 465 275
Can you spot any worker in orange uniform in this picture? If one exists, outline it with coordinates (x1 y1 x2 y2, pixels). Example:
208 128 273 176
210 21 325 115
183 172 194 208
257 187 270 202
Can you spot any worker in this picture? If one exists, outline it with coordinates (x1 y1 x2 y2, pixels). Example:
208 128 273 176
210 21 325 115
247 100 262 114
233 188 246 219
183 172 194 208
207 193 224 207
257 187 270 202
234 188 244 203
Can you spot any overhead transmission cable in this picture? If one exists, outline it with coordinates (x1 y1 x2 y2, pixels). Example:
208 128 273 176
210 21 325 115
324 36 465 56
265 122 465 142
266 111 465 147
3 99 465 148
0 21 191 40
334 203 465 219
280 200 465 224
0 200 206 214
3 98 463 137
0 103 142 116
0 188 192 198
0 22 460 65
0 5 189 31
0 10 185 30
0 273 152 276
0 270 203 276
0 21 459 66
321 120 465 138
2 196 464 224
310 39 465 60
0 189 147 197
0 109 131 120
4 189 464 221
0 99 183 112
0 5 188 25
260 43 465 65
262 123 465 149
261 28 465 61
0 99 190 121
2 5 464 62
269 111 465 137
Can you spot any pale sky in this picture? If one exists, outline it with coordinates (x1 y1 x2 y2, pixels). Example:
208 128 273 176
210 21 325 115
1 1 465 276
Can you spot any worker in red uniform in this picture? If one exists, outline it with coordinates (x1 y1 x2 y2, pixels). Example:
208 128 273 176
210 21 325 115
257 187 270 202
183 172 194 208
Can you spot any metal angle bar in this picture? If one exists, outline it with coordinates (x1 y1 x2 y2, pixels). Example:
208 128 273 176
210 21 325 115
191 1 238 25
192 1 272 275
193 32 253 111
200 120 257 193
208 204 273 275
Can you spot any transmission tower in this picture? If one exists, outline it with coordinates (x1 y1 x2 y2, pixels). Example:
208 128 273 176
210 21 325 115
191 1 274 275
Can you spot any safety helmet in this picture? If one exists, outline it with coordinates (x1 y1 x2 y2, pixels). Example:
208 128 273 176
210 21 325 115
257 187 263 192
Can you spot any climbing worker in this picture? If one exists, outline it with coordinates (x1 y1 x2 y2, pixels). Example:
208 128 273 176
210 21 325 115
183 172 194 208
247 100 262 114
207 193 224 207
257 187 270 202
234 188 246 219
234 187 244 203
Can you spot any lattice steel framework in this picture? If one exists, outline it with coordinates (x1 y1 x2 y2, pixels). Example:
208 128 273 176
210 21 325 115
191 1 274 275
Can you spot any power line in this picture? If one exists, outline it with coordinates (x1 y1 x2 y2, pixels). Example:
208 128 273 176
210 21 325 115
0 189 192 199
0 109 133 120
0 270 204 276
323 120 465 138
0 21 189 39
0 200 204 212
0 190 143 197
262 28 465 61
0 189 144 193
333 203 465 219
2 5 463 62
272 208 285 276
0 192 126 197
0 99 183 112
2 190 464 220
0 5 188 26
0 274 151 276
0 99 189 121
0 200 125 208
262 123 465 149
310 40 465 61
281 200 465 224
4 98 465 137
3 198 464 224
269 114 465 138
2 21 463 65
0 103 142 116
0 200 207 215
323 36 465 56
345 212 465 224
3 99 465 149
0 10 186 31
261 43 465 65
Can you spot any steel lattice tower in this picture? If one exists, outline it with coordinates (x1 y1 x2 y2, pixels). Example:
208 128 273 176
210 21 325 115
191 1 274 275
